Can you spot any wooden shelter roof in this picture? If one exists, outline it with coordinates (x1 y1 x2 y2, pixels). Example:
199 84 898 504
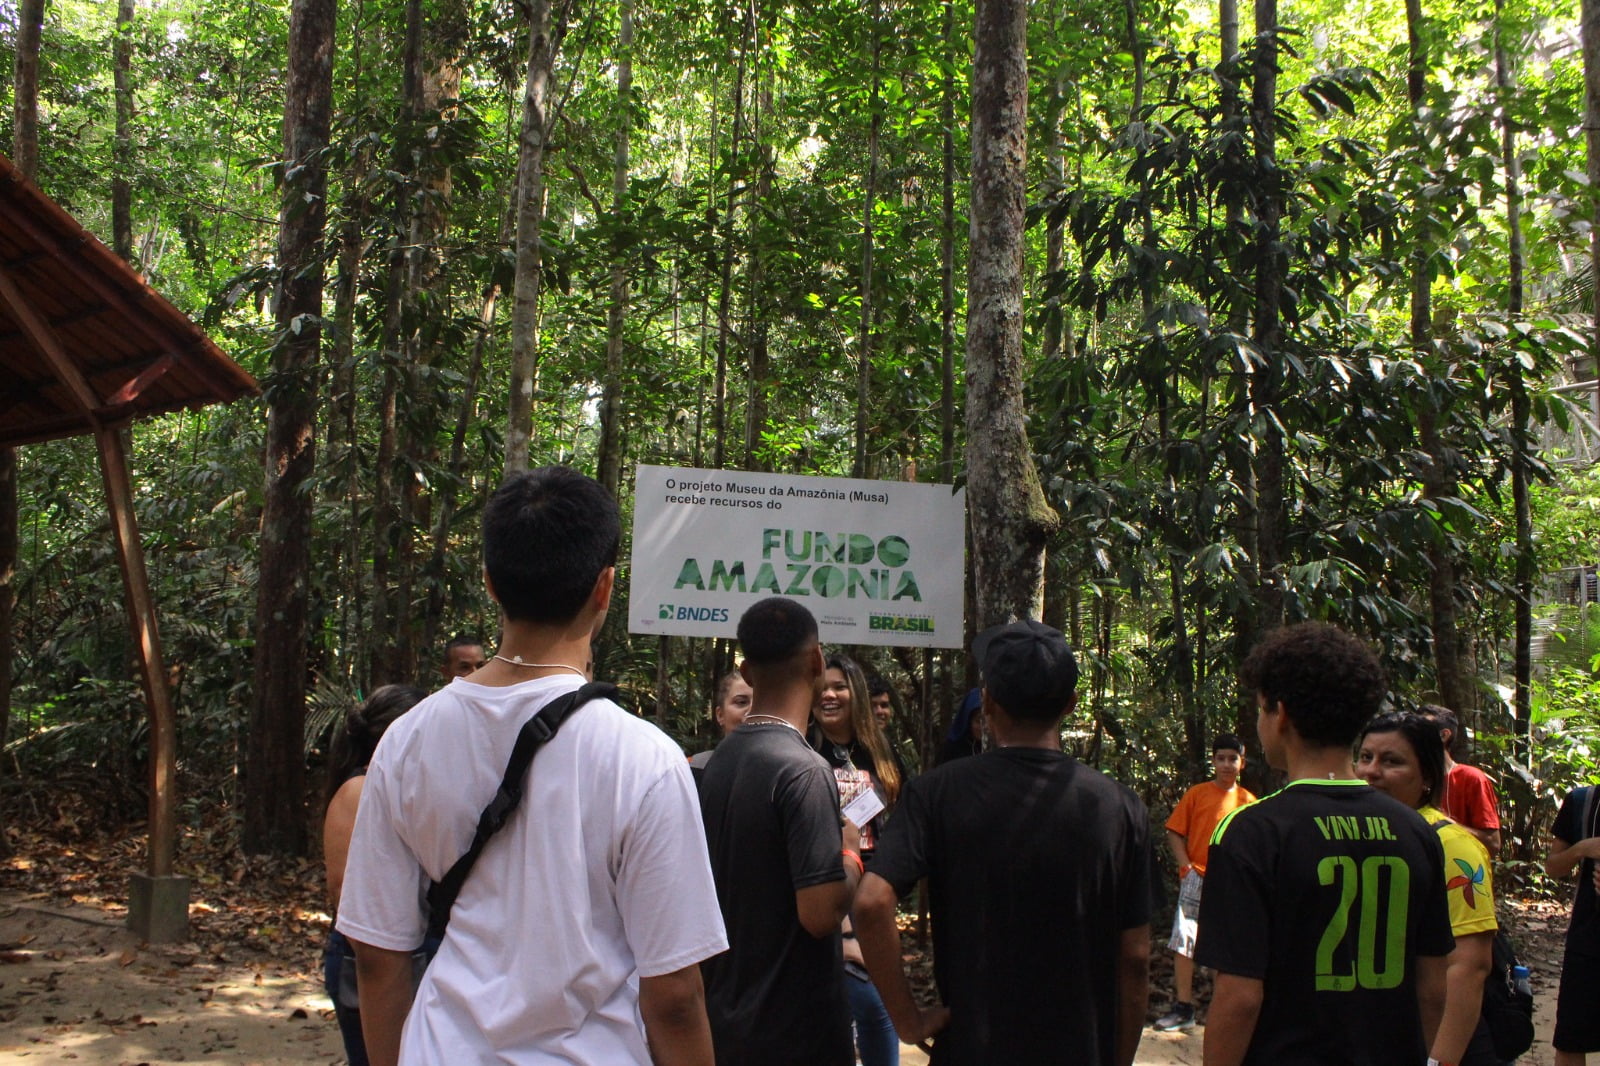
0 151 257 448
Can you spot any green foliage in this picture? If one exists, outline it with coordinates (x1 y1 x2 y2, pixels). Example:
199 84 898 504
4 0 1595 853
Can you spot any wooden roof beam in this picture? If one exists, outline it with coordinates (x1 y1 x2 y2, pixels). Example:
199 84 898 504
0 262 103 419
0 197 239 399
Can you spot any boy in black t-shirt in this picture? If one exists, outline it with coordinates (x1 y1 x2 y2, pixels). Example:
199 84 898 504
854 620 1154 1066
1195 623 1454 1066
698 597 863 1066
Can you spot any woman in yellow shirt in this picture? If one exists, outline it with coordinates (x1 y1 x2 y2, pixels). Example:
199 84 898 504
1357 711 1498 1066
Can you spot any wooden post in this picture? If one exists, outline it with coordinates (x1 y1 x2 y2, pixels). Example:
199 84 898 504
97 428 188 941
94 428 177 880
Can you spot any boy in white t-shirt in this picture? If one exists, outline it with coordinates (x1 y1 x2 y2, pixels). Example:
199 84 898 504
337 467 727 1066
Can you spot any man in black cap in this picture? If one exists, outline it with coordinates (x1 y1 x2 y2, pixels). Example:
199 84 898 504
854 619 1155 1066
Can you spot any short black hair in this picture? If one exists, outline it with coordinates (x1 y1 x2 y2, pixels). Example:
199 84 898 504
445 634 484 652
1212 733 1245 755
1416 703 1461 757
737 597 818 667
1358 711 1447 807
868 675 892 698
483 466 620 625
1240 623 1386 749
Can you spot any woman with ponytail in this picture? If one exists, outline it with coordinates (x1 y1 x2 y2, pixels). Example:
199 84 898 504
322 685 427 1066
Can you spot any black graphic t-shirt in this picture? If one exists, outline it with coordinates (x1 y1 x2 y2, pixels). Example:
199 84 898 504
1196 780 1454 1066
809 730 889 852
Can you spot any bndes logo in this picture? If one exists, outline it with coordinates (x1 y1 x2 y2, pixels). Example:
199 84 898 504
660 605 730 622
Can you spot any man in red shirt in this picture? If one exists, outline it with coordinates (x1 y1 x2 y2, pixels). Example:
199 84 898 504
1420 704 1501 855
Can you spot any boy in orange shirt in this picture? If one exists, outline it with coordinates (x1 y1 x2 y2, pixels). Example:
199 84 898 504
1152 733 1255 1031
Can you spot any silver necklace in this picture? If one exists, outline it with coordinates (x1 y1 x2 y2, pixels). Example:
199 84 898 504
492 654 586 677
743 714 801 733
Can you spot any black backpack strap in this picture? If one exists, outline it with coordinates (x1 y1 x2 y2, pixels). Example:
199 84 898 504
425 681 617 941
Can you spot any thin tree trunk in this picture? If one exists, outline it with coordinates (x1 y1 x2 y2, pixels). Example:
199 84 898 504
713 15 749 470
1408 0 1470 712
597 0 634 497
966 0 1059 627
1220 0 1258 743
396 56 461 680
2 0 44 860
329 144 373 687
1497 0 1533 757
1587 0 1600 419
854 0 882 479
940 0 957 487
506 0 567 475
423 195 510 657
1250 0 1286 630
743 54 774 472
1042 0 1066 363
244 0 334 855
13 0 42 179
369 0 424 690
112 0 135 265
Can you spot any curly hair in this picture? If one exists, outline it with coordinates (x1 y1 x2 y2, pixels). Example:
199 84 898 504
1240 623 1386 749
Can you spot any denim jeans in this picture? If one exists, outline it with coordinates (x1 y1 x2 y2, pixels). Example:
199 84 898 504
322 928 370 1066
845 962 899 1066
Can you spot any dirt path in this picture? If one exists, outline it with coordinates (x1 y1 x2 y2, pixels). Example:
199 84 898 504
1 893 342 1064
0 889 1567 1065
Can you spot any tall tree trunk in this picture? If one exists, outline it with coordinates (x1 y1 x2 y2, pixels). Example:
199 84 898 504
597 0 634 497
369 0 424 689
1587 0 1600 419
423 196 511 658
966 0 1059 627
112 0 135 264
506 0 567 475
713 14 749 470
940 0 957 488
1250 0 1286 630
13 0 42 180
398 44 463 671
0 0 40 860
743 54 774 472
329 145 373 687
1042 0 1067 364
244 0 335 855
1407 0 1470 712
854 0 882 479
1497 0 1533 755
1587 0 1600 416
1219 0 1259 742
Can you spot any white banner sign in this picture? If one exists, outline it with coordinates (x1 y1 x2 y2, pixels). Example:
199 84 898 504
628 465 966 648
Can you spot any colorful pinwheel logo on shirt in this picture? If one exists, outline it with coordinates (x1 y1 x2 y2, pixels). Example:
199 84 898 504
1447 858 1486 909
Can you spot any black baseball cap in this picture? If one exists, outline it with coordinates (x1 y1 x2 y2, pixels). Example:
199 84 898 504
971 620 1079 721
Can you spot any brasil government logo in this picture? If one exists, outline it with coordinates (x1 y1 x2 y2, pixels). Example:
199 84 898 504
869 614 934 633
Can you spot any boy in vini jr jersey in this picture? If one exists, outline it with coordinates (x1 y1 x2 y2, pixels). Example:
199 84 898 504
1195 623 1454 1066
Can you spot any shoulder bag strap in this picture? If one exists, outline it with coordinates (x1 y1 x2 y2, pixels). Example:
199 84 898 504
425 681 619 941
